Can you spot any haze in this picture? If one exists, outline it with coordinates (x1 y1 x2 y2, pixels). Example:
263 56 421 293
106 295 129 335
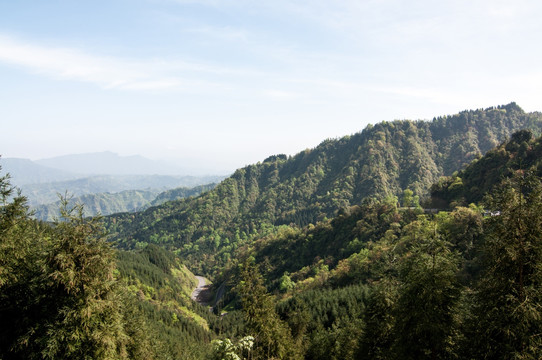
1 0 542 174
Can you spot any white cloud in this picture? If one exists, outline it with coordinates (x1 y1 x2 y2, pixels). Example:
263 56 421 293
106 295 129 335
0 34 254 92
0 34 181 90
0 33 286 96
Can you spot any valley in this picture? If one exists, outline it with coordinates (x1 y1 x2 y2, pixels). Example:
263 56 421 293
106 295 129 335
2 103 542 359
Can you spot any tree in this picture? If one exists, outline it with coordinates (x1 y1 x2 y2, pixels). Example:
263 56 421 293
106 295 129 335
467 172 542 359
279 273 295 293
401 189 420 208
357 279 398 360
236 258 301 359
210 336 254 360
392 217 461 360
0 170 42 358
0 169 130 359
440 206 484 282
35 200 128 359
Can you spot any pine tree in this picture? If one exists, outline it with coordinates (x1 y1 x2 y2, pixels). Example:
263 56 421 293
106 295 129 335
391 217 461 360
236 258 301 359
467 172 542 359
357 279 398 360
0 168 131 359
0 170 43 358
35 200 128 359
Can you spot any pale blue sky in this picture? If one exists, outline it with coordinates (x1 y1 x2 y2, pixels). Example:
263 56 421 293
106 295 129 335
1 0 542 173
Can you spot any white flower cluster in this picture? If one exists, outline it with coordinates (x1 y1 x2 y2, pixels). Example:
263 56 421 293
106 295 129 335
211 336 255 360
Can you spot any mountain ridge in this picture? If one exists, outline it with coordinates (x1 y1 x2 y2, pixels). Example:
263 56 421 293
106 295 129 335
16 174 223 206
35 151 186 176
33 183 218 221
1 157 80 185
106 103 542 274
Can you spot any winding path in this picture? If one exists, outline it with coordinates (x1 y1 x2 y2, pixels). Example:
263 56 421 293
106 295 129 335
191 276 212 304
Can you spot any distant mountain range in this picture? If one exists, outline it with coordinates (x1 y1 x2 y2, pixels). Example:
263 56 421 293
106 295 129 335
0 152 225 219
1 158 81 185
2 151 195 186
34 183 217 221
20 174 223 206
34 151 187 176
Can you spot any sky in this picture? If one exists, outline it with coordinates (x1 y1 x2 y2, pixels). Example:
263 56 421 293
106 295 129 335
1 0 542 174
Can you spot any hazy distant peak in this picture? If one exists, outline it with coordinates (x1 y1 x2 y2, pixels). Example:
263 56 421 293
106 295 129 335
1 157 80 185
35 152 185 176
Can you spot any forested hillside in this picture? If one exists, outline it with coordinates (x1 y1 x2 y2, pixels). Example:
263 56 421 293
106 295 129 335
0 172 239 359
115 244 240 359
20 174 223 206
150 183 217 206
215 131 542 359
4 104 542 359
33 183 216 221
106 103 542 274
431 129 542 208
34 189 159 221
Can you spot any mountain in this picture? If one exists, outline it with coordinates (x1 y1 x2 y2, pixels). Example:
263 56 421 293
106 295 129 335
33 183 217 221
430 129 542 208
33 189 159 221
20 174 224 206
35 151 185 176
150 183 217 206
4 104 542 360
0 157 80 185
244 129 542 359
106 103 542 274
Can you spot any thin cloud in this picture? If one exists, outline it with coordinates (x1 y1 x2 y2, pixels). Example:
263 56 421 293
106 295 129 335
0 33 282 94
0 34 178 90
0 34 249 92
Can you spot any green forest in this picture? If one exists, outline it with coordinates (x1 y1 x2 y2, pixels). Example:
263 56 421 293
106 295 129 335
33 183 216 221
2 103 542 359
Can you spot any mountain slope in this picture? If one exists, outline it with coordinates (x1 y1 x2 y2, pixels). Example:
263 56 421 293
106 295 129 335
20 174 223 206
1 157 80 185
431 129 542 208
150 183 217 207
106 103 542 274
33 183 217 221
33 189 159 221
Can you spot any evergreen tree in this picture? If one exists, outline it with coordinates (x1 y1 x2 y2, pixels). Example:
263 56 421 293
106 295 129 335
236 258 301 360
34 201 128 359
467 172 542 359
392 217 461 360
0 169 131 359
357 279 398 360
0 171 43 358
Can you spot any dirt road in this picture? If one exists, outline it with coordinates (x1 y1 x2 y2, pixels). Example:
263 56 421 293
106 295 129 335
191 276 212 304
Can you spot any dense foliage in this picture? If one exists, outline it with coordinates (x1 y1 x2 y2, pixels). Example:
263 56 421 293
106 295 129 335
236 174 542 359
5 104 542 359
206 130 542 359
33 183 216 221
107 103 542 275
0 179 131 359
431 129 542 208
19 174 222 206
0 171 234 359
